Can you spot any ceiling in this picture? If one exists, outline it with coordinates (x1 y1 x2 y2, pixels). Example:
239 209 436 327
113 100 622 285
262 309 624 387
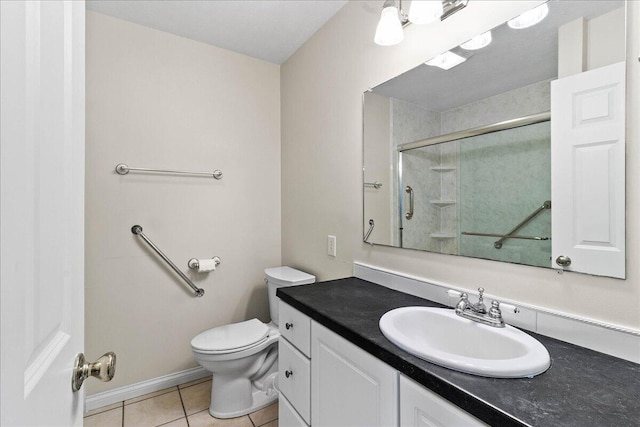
86 0 348 64
373 0 623 112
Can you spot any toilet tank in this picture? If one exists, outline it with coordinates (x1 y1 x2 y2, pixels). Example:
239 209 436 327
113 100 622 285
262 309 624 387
265 267 315 326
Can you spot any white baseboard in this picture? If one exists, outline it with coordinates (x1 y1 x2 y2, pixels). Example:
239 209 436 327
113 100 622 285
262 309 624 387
354 262 640 364
85 366 210 413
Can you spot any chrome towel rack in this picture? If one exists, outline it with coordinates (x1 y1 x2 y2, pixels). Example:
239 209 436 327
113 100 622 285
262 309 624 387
131 225 204 297
493 200 551 249
364 181 383 189
116 163 222 179
461 232 550 242
461 200 551 249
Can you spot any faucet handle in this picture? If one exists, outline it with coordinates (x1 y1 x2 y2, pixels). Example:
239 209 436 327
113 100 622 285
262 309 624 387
488 300 501 318
489 301 505 327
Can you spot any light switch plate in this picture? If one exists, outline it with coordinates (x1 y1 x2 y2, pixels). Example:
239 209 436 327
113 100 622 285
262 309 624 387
327 235 336 257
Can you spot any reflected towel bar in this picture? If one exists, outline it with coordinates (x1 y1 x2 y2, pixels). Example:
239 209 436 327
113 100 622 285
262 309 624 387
131 225 204 297
116 163 222 179
493 200 551 249
461 232 550 241
364 181 383 189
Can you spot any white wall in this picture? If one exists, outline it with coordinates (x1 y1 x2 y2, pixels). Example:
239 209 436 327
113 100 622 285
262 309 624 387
281 1 640 330
85 12 281 393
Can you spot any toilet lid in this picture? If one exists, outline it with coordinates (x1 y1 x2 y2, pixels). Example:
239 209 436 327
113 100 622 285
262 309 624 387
191 318 269 353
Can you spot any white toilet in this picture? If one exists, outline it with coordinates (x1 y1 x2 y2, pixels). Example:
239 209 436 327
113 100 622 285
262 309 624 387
191 266 315 418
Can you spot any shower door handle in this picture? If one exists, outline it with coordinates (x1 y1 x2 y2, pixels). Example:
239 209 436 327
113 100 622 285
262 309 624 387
405 186 414 220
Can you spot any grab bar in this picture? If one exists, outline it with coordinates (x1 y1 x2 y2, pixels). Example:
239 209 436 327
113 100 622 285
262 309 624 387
460 200 551 248
116 163 222 179
461 232 550 241
493 200 551 249
405 186 414 220
364 181 383 189
131 225 204 297
363 219 375 245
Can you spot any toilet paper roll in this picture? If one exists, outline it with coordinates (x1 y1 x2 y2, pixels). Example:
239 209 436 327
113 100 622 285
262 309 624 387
197 258 217 273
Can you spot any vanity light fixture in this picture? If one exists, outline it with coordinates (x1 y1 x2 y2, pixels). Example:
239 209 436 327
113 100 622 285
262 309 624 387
425 50 466 70
460 30 492 50
408 0 443 25
374 0 405 46
374 0 469 46
508 3 549 30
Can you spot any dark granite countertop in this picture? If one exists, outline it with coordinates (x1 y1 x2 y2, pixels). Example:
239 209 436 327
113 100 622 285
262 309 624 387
277 277 640 427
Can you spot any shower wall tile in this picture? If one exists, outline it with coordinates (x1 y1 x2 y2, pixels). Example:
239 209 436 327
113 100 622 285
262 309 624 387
391 99 441 249
441 80 551 134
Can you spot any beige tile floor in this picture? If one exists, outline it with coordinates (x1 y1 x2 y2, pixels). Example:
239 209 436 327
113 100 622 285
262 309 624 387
84 377 278 427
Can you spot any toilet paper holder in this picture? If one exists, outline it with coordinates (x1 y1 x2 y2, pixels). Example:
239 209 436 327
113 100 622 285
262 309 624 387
188 256 222 271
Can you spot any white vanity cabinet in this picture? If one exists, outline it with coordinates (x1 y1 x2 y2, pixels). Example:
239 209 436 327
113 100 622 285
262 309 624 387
399 375 488 427
278 301 311 426
278 300 490 427
311 320 398 427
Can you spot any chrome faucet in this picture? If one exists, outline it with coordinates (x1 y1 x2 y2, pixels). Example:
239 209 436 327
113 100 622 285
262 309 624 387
455 287 505 328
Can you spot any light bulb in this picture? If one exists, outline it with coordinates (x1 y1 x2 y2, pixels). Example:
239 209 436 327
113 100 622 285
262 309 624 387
460 30 492 50
374 5 404 46
508 3 549 30
408 0 443 25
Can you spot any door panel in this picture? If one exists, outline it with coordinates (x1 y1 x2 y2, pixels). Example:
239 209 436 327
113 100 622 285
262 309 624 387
551 61 625 278
1 1 85 425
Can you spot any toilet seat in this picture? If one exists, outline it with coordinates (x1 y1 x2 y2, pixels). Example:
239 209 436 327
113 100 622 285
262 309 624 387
191 318 270 355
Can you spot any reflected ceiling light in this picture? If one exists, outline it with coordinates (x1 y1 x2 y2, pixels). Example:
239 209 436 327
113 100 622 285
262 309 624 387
425 51 466 70
460 30 492 50
374 0 469 47
508 3 549 30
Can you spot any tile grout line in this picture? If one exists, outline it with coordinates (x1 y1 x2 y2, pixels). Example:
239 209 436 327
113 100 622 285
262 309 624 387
121 401 124 427
177 385 190 427
123 386 177 407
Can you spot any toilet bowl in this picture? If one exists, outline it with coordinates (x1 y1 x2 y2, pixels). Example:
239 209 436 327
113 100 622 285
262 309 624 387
191 266 315 418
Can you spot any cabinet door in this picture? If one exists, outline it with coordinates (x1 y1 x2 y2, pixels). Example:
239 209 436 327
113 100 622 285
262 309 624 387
312 321 398 427
279 394 309 427
400 375 487 427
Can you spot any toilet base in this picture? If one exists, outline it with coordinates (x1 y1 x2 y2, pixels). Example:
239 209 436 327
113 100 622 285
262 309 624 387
209 373 278 419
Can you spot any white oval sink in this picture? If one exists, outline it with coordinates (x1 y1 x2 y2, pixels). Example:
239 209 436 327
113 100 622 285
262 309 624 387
379 306 550 378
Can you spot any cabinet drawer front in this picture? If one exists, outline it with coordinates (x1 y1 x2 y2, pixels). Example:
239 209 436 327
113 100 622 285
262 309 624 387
279 395 309 427
279 337 311 424
400 375 488 427
279 301 311 357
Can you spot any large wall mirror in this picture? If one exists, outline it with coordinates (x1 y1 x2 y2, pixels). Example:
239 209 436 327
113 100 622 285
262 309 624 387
363 0 627 278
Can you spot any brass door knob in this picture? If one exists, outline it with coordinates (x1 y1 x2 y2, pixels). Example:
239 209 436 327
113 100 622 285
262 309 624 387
72 352 116 392
555 255 572 267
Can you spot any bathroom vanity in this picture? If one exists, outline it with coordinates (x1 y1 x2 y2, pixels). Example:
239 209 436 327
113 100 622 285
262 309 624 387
277 278 640 427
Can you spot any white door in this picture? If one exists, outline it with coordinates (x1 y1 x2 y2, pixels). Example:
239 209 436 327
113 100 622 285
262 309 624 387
1 1 86 425
551 61 626 279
